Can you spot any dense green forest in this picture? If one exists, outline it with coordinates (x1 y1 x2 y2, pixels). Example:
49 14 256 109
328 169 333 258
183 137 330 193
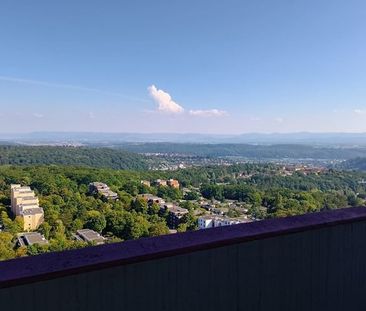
1 145 366 174
1 163 366 261
114 142 366 159
0 146 148 170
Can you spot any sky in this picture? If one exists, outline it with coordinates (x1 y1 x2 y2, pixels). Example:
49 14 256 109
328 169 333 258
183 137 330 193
0 0 366 134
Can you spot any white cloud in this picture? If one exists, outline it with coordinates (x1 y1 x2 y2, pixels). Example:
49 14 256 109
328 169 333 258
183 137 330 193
148 85 184 114
147 85 228 118
189 109 228 117
354 109 366 115
89 112 96 119
33 113 44 118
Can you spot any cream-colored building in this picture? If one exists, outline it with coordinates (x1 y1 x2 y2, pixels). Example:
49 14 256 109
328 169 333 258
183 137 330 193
167 179 180 189
11 184 44 231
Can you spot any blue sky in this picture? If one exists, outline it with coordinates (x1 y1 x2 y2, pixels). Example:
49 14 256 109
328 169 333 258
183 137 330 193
0 0 366 133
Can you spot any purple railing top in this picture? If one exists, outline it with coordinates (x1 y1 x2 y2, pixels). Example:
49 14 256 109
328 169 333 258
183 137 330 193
1 207 366 289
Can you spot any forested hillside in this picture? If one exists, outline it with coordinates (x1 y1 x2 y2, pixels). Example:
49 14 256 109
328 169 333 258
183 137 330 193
114 143 366 159
0 146 148 170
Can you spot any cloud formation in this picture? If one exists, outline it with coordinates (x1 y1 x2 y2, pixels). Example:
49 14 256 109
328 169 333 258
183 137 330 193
148 85 184 114
147 85 227 117
189 109 228 117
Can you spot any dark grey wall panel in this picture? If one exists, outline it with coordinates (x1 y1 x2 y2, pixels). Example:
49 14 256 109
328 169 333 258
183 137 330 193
2 219 366 311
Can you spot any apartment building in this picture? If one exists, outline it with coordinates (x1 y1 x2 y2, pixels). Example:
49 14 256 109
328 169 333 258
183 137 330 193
11 184 44 231
167 179 180 189
198 215 215 229
89 182 119 201
160 204 189 229
198 215 252 230
154 179 167 187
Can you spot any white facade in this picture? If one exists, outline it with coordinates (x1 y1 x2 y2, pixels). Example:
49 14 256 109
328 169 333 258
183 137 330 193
214 218 243 227
198 217 214 229
198 215 250 230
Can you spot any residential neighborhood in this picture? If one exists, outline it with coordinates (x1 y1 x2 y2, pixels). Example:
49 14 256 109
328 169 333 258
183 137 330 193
2 176 258 253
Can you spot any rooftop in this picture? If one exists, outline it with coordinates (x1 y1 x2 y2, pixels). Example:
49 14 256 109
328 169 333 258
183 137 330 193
76 229 105 244
13 190 34 194
90 182 109 187
20 232 48 246
139 194 165 202
12 187 32 193
17 196 38 201
90 182 118 199
165 205 189 214
199 215 252 222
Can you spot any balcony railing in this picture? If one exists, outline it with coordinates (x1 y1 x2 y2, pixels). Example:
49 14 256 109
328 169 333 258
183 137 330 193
1 207 366 310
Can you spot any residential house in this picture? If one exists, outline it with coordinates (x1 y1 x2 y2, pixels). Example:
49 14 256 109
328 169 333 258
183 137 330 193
75 229 106 245
17 232 48 247
138 194 166 205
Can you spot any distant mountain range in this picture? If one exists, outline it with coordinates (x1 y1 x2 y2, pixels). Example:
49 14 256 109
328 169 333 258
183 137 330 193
2 132 366 145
